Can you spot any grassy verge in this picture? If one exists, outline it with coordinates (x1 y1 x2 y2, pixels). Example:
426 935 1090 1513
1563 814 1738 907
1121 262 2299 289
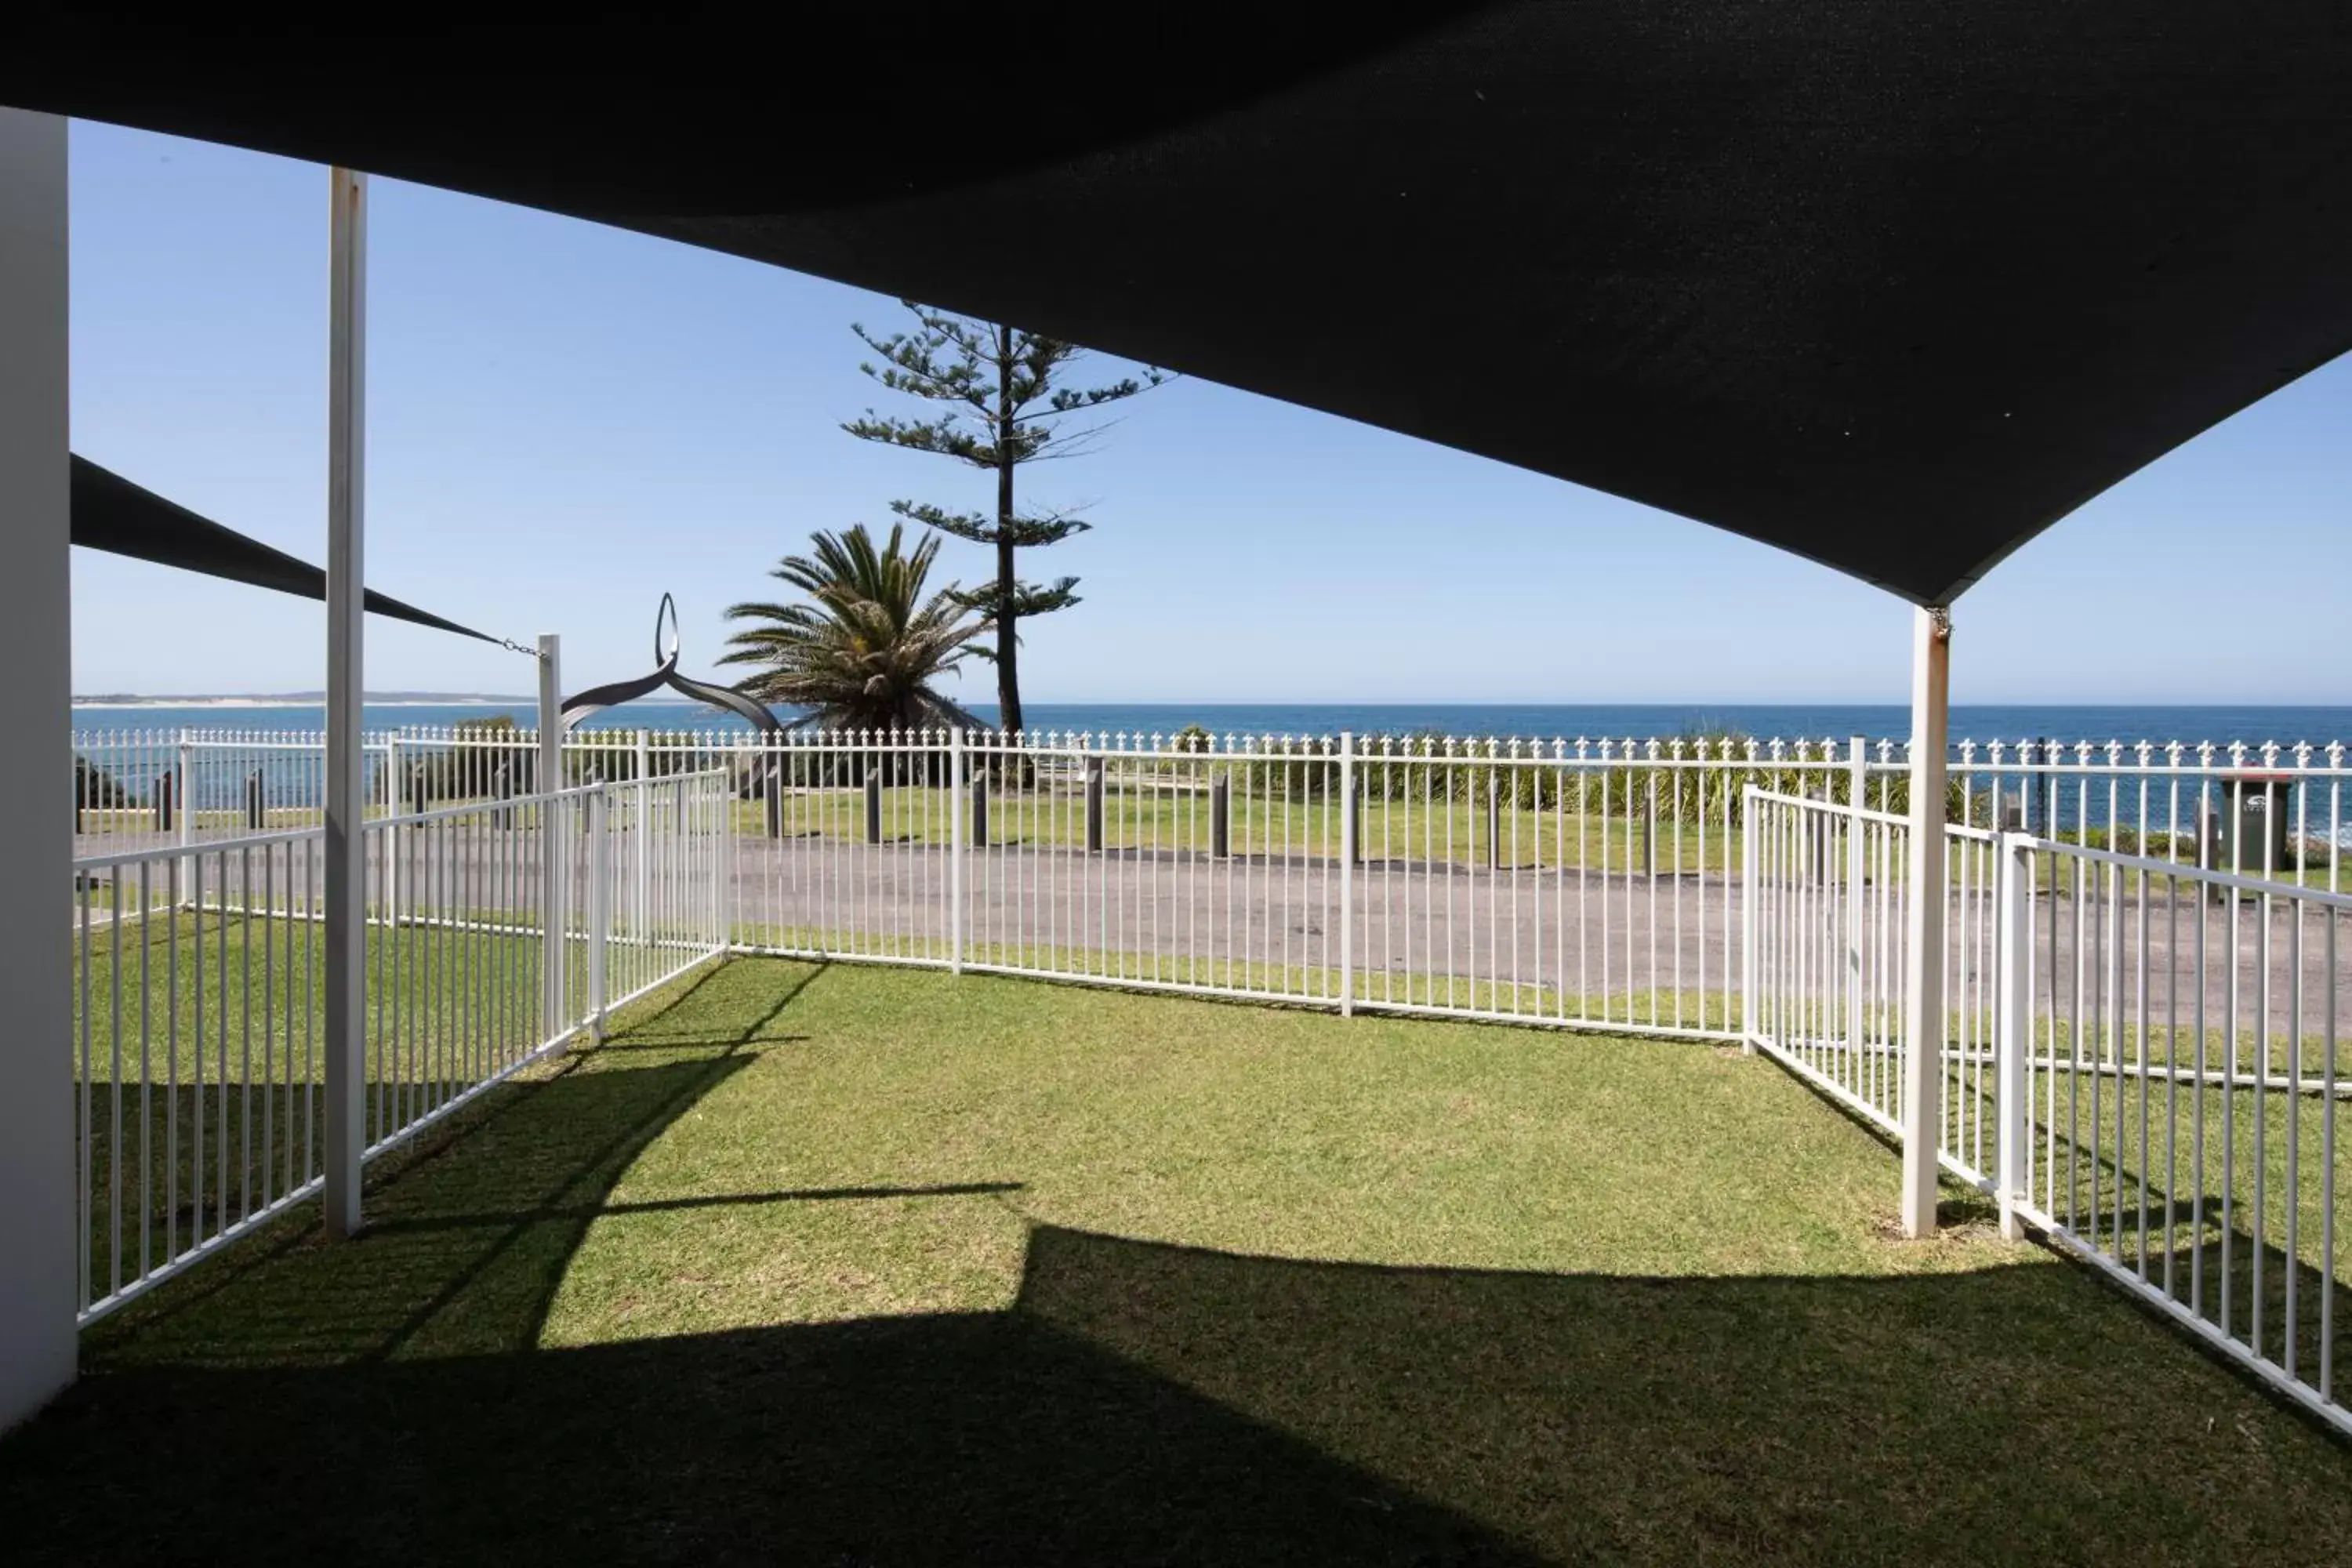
735 785 1750 872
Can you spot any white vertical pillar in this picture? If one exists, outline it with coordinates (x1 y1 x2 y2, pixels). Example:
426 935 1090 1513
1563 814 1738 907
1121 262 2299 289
586 788 608 1041
0 106 77 1429
1995 829 2031 1240
1338 732 1355 1016
1900 606 1951 1238
1845 735 1867 1068
717 766 735 952
949 728 966 975
537 637 562 791
633 726 651 942
1740 786 1759 1053
323 167 369 1240
537 634 564 1042
382 731 401 921
175 727 194 902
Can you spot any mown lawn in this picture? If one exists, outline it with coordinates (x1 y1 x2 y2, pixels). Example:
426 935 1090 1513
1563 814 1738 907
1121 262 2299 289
8 956 2350 1565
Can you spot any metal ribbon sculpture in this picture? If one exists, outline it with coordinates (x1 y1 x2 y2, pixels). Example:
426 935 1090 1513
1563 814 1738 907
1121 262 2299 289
558 593 783 736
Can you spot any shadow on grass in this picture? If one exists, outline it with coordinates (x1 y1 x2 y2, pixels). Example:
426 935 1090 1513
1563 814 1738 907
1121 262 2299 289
11 964 2352 1565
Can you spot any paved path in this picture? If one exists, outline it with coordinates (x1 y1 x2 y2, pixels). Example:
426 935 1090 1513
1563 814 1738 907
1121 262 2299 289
731 838 2352 1035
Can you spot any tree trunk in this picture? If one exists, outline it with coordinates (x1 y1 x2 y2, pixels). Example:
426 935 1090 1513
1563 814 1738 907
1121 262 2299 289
994 321 1022 735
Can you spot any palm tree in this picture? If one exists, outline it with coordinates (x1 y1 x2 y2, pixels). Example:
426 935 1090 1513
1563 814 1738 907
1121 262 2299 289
720 524 985 733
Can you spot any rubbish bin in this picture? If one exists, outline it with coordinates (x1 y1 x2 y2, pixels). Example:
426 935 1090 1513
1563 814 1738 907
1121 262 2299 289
2202 772 2294 875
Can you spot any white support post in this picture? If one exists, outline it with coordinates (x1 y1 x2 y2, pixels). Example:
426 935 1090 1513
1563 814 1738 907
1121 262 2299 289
586 788 609 1041
717 768 736 951
383 731 401 924
175 727 194 906
323 166 369 1241
1900 605 1952 1238
1338 732 1356 1016
949 728 966 974
1995 829 2031 1240
633 727 651 945
1741 786 1759 1053
537 633 564 1044
0 105 78 1429
1845 735 1867 1067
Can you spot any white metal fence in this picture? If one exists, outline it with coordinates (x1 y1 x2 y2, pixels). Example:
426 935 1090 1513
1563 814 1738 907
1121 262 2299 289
64 723 2352 1433
77 725 2350 884
1743 789 2005 1188
74 724 2338 1051
1744 785 2350 1436
2008 832 2347 1435
728 729 1858 1029
68 771 728 1324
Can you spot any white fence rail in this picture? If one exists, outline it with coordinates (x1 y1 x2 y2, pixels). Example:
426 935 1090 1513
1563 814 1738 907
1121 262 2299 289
76 724 2351 884
68 771 728 1325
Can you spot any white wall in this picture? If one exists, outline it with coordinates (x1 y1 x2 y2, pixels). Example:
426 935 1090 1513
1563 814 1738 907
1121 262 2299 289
0 107 77 1428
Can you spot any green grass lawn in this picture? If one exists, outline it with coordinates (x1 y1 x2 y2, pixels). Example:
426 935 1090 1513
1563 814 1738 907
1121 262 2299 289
11 956 2351 1564
734 784 2350 896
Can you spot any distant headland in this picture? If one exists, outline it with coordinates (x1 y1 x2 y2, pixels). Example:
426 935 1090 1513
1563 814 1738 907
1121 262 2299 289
72 691 529 709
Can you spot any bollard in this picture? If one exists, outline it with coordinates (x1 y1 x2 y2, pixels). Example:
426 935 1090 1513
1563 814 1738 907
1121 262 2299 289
865 772 883 844
1486 771 1499 869
493 762 513 828
1642 772 1657 876
1210 775 1230 859
764 758 786 838
245 768 266 830
154 771 174 833
1345 770 1362 866
2030 736 2051 834
1085 758 1105 854
971 771 990 848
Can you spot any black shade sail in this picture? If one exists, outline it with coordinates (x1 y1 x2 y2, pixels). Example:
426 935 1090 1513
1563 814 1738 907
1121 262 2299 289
71 457 496 643
12 6 2352 604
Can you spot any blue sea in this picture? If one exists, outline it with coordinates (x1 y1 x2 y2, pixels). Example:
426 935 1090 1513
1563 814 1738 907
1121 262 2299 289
68 699 2352 750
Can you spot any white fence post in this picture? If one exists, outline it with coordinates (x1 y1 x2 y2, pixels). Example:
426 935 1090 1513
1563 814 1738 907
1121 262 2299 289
635 727 652 942
175 727 194 902
322 165 368 1242
1900 606 1952 1238
1339 731 1356 1016
587 787 609 1041
1995 830 2031 1240
383 730 401 922
949 728 966 975
1846 734 1866 1068
1741 785 1759 1053
718 767 737 952
537 634 564 1044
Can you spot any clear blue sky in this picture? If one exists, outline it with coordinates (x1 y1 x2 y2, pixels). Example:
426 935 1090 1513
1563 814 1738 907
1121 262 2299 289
66 121 2352 705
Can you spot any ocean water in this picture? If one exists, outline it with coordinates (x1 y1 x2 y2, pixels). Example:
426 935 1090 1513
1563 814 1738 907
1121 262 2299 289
70 698 2352 750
